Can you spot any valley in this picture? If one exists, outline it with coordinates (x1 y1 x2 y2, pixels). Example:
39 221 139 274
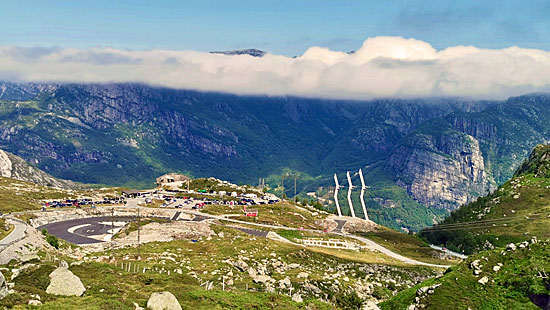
3 83 550 232
0 168 455 309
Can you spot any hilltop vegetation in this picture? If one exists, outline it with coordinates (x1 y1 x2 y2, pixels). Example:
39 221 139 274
0 177 73 213
381 238 545 310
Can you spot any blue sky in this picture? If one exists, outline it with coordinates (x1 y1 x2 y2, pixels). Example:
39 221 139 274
1 0 549 55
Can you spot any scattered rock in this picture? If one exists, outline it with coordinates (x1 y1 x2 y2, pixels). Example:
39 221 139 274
297 272 309 279
363 300 381 310
292 294 303 303
478 276 489 285
506 243 517 251
10 269 20 281
278 277 291 288
46 267 86 296
147 291 182 310
0 271 8 300
232 260 249 272
252 274 273 284
492 265 501 272
19 254 40 263
133 302 145 310
470 259 482 275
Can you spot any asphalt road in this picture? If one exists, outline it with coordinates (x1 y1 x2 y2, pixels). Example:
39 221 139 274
234 227 269 237
29 206 452 268
0 219 27 250
334 220 347 232
37 216 126 245
181 210 451 268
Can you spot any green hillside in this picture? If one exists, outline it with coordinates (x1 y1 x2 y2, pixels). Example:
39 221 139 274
3 83 550 232
420 144 550 254
381 238 546 310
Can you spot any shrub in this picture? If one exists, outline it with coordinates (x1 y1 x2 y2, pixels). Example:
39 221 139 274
46 234 59 249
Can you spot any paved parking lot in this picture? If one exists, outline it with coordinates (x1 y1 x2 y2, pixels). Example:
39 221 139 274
38 216 128 245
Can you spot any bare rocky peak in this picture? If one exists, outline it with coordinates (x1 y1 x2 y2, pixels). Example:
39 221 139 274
0 149 80 189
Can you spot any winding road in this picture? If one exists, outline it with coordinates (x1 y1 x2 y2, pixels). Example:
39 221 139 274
180 210 451 268
10 205 452 268
0 219 27 251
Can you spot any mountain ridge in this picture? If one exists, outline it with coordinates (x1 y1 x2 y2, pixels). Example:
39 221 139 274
0 148 80 190
2 81 550 231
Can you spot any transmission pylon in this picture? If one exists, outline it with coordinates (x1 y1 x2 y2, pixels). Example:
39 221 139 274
346 171 356 218
358 168 369 221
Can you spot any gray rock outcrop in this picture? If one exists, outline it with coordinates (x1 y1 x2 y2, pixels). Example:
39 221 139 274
0 271 8 300
46 265 86 296
147 291 182 310
386 130 494 210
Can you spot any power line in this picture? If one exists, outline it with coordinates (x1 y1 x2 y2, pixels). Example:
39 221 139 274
422 215 548 233
424 213 547 230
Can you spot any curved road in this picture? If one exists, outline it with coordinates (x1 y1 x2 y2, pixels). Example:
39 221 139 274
22 206 451 268
181 210 451 268
0 219 28 251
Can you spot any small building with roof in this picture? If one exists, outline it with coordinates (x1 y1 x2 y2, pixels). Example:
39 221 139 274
156 173 191 186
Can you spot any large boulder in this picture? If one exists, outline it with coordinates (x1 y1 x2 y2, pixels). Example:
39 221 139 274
46 265 86 296
147 291 182 310
0 271 8 299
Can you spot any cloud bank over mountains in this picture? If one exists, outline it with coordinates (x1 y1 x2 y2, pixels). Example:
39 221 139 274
1 36 550 100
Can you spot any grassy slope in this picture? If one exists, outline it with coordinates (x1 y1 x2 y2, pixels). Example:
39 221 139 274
420 146 550 254
381 240 548 310
2 225 438 309
203 201 455 266
202 202 326 229
0 177 73 213
0 218 14 240
359 227 461 266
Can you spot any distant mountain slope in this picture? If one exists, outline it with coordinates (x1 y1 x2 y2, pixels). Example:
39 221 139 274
420 144 550 254
209 49 267 57
387 94 550 210
3 81 550 231
0 149 79 189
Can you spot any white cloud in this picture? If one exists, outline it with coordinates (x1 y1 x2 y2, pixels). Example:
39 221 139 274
1 36 550 99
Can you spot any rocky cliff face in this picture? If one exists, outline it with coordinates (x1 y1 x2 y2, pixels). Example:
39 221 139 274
0 82 485 188
3 82 550 230
0 149 78 189
385 94 550 211
386 126 495 210
51 84 239 156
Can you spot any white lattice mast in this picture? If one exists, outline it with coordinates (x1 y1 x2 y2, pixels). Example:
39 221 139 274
358 169 369 221
346 171 356 218
333 174 343 217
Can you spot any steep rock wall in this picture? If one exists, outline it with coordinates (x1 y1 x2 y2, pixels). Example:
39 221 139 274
386 131 494 210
